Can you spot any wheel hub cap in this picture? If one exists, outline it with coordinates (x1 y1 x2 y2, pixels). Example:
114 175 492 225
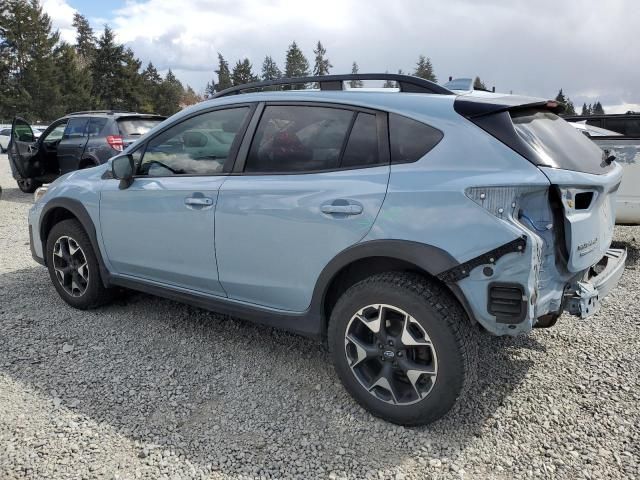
344 304 438 405
52 236 89 297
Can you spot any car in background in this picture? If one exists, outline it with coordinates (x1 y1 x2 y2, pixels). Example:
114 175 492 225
7 110 165 192
33 126 48 139
0 127 11 152
565 112 640 137
569 120 640 224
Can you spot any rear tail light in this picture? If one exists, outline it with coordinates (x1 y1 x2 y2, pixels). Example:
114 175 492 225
106 135 124 151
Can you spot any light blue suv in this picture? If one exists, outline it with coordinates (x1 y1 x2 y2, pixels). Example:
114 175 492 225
28 74 626 425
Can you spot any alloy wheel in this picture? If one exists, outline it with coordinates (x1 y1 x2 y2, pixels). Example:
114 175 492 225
52 236 89 297
344 304 438 405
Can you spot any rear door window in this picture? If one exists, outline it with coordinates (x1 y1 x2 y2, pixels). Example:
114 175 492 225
512 110 611 174
389 113 443 164
245 105 353 173
341 113 380 168
63 118 89 139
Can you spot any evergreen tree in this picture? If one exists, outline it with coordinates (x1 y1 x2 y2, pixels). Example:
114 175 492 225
0 0 61 121
206 53 231 96
141 62 163 112
349 62 363 88
284 41 309 89
55 43 92 115
382 70 395 88
555 89 566 104
555 89 576 115
473 76 487 90
72 12 95 68
592 101 605 115
261 55 281 80
312 41 331 76
156 69 184 116
214 53 232 91
231 58 258 85
91 26 125 109
414 55 436 82
117 47 145 111
581 103 590 116
181 86 201 107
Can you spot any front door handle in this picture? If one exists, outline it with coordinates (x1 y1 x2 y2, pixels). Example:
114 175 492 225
185 196 214 209
321 204 363 215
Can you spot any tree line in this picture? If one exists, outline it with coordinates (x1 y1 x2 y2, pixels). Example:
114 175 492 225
0 0 607 124
0 0 200 123
554 89 605 116
204 41 438 95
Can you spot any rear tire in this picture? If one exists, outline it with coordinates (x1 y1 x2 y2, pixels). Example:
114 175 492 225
17 178 41 193
46 219 112 309
328 272 477 426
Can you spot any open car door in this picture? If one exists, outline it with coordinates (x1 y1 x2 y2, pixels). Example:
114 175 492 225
7 117 45 192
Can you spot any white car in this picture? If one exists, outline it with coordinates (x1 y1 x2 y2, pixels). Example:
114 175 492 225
570 121 640 225
0 127 11 152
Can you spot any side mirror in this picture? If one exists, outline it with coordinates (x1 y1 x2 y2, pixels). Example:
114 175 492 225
112 154 135 190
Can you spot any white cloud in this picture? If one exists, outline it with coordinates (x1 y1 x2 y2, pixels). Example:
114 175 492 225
42 0 77 43
42 0 640 106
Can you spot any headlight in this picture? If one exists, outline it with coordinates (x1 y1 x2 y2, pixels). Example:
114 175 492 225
34 185 49 203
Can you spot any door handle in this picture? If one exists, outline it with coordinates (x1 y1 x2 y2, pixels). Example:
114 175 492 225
321 204 363 215
184 196 214 209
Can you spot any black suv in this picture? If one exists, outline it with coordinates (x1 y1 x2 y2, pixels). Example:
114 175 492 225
564 112 640 138
8 111 165 192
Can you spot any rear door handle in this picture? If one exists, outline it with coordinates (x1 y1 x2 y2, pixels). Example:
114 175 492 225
321 204 363 215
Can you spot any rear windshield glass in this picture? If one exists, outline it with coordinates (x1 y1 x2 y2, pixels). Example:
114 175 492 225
512 110 611 175
118 118 163 136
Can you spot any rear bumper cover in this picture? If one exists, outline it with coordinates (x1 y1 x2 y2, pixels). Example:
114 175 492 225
565 248 627 318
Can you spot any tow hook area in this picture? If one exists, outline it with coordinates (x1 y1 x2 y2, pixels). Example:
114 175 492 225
565 248 627 319
566 282 599 318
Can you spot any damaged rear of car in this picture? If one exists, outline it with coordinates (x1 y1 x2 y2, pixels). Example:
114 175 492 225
446 95 625 333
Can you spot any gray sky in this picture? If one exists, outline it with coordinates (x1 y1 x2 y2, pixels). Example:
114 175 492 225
44 0 640 112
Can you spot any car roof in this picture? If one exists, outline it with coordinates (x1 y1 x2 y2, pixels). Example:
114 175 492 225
63 111 165 119
178 90 460 122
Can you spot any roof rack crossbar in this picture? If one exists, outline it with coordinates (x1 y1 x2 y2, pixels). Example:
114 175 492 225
211 73 454 99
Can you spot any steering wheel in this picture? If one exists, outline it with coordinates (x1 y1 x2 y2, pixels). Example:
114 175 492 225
141 160 185 175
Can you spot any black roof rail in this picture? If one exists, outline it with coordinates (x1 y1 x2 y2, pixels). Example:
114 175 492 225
211 73 454 99
66 110 137 116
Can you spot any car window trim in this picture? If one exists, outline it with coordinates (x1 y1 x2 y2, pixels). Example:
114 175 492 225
231 101 390 176
129 102 258 179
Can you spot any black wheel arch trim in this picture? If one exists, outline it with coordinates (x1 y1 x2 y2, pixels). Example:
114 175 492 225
39 197 111 287
308 239 479 332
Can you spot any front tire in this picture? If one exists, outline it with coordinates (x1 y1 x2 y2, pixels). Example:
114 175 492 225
17 178 41 193
46 219 112 309
328 272 477 426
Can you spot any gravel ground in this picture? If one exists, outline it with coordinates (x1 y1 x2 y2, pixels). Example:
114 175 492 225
0 155 638 479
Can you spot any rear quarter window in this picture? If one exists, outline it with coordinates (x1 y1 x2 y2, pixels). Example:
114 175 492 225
389 113 443 164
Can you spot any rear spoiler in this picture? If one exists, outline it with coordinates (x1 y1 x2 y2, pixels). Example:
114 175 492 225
454 94 565 119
